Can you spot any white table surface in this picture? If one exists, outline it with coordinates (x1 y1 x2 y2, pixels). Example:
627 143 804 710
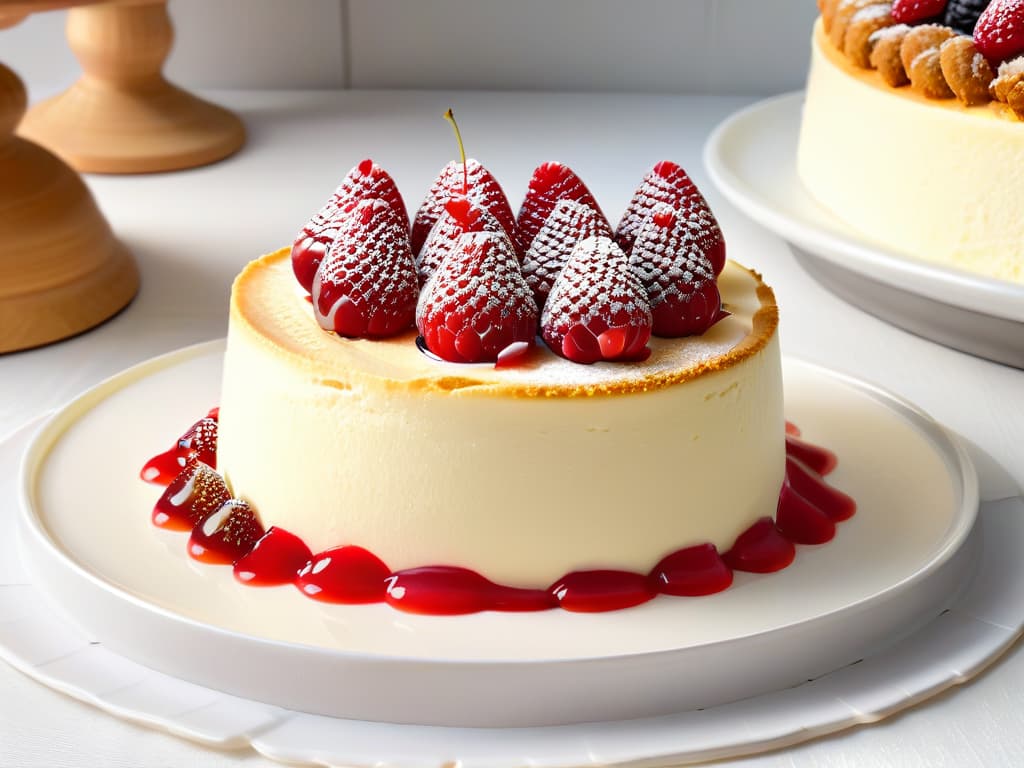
1 90 1022 767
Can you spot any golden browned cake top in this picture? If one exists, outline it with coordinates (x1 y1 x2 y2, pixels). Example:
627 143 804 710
229 248 778 399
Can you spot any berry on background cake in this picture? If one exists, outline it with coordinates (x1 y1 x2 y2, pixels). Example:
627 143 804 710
801 0 1024 283
141 111 857 615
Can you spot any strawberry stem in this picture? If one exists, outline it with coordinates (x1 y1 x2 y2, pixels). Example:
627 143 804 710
444 108 468 195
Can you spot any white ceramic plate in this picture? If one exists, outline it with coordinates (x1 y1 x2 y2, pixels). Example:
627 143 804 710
704 92 1024 367
14 340 981 729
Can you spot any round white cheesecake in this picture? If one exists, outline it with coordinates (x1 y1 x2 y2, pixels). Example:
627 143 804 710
218 248 783 588
798 20 1024 284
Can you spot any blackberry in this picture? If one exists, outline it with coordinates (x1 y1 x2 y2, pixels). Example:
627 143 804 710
944 0 991 34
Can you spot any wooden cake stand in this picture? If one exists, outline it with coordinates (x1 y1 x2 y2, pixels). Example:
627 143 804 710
16 0 245 173
0 4 137 353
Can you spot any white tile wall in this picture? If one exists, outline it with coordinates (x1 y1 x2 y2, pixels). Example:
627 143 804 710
1 0 817 97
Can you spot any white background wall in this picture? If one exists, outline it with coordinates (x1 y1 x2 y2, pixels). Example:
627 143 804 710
2 0 817 98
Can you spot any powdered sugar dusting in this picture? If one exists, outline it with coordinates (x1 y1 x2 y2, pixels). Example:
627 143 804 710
540 235 651 360
312 198 418 337
415 230 537 363
521 199 613 308
416 205 506 285
515 161 608 254
296 161 408 251
410 159 518 257
630 203 714 308
615 162 720 256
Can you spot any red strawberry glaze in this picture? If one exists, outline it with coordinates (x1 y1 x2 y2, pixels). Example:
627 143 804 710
722 518 796 574
775 484 836 545
786 457 856 522
141 414 219 485
234 528 312 586
386 567 553 615
785 434 838 476
145 418 856 615
651 543 734 596
296 546 391 604
551 571 656 613
152 459 230 531
188 499 265 565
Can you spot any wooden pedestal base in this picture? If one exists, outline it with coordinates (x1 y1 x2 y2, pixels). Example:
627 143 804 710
0 62 137 353
17 0 245 174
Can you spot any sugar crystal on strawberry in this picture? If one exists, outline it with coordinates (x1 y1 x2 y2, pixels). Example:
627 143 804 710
291 159 407 292
630 204 728 338
975 0 1024 61
615 161 726 276
515 161 609 254
189 498 265 565
540 236 652 364
411 159 518 258
416 195 507 285
416 231 537 364
312 198 419 338
521 198 613 308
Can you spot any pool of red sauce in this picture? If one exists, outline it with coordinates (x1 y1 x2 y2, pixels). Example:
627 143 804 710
142 415 856 615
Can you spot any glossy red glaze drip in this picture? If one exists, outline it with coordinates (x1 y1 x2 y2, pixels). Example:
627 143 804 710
140 447 186 485
141 411 220 486
785 457 856 521
785 434 837 476
776 484 836 545
144 418 857 614
550 570 656 612
295 546 391 604
234 527 313 586
722 518 796 573
651 543 733 596
386 566 553 615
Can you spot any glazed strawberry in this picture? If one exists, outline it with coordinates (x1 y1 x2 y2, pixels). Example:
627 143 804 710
291 159 407 293
515 162 609 254
975 0 1024 61
410 159 518 258
152 459 230 532
521 199 614 309
893 0 949 23
540 236 652 364
189 499 265 565
416 231 537 364
311 198 419 338
615 161 726 275
630 204 728 337
234 527 312 586
141 412 220 484
416 195 507 285
177 415 218 467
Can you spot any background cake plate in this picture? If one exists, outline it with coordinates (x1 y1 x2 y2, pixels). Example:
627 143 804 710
2 340 1023 764
703 91 1024 369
